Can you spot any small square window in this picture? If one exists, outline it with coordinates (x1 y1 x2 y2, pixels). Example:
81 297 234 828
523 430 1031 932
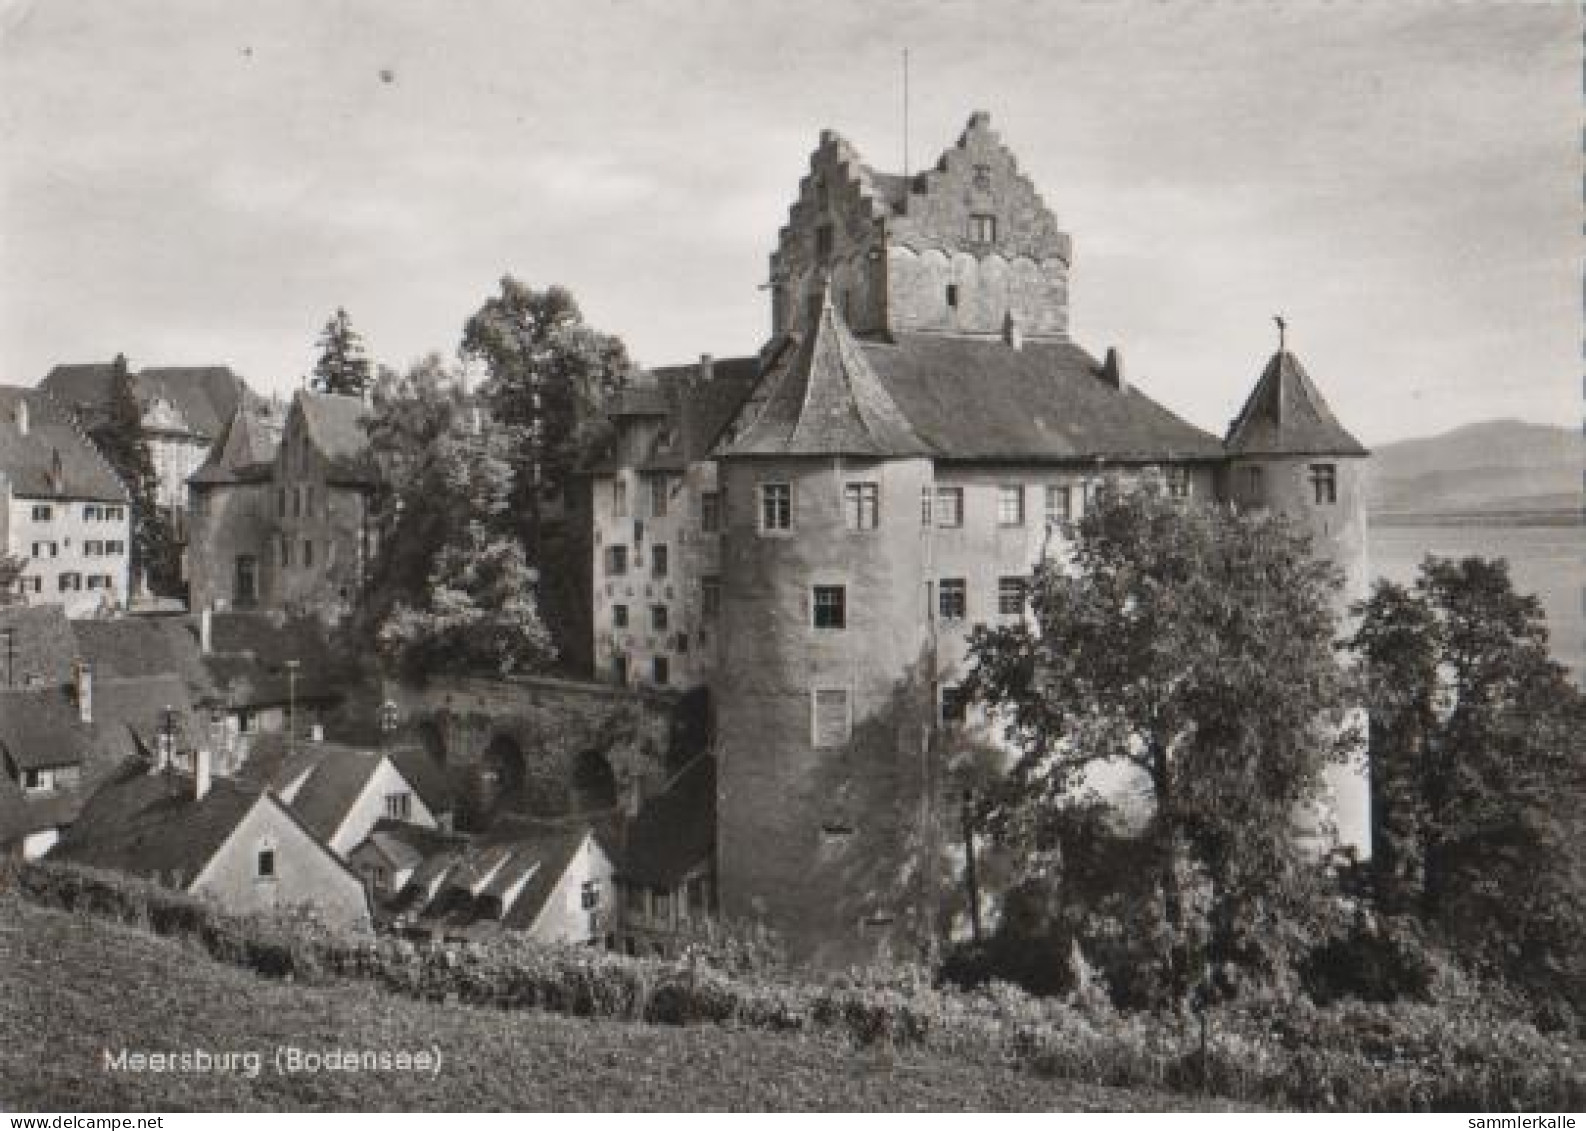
606 545 628 576
31 504 52 522
257 849 276 878
843 483 879 531
969 214 997 243
935 487 963 528
812 585 846 630
946 283 960 309
1166 467 1192 500
701 576 721 620
997 485 1025 526
581 879 601 911
652 656 670 685
760 483 792 532
384 792 412 821
1045 484 1073 525
1310 463 1338 506
998 577 1026 616
652 544 669 578
651 604 669 633
941 685 968 725
938 578 967 621
612 604 629 628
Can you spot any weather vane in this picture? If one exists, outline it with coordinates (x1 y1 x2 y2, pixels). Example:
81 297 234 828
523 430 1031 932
1275 314 1288 352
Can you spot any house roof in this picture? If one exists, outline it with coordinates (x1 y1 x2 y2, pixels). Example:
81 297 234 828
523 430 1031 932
358 818 464 872
1224 350 1370 458
295 391 376 486
588 356 761 475
244 741 388 844
477 819 598 930
717 294 931 458
199 612 346 708
39 363 253 442
53 766 265 886
0 385 129 501
387 743 453 817
72 618 214 697
0 771 82 840
0 603 81 689
189 403 282 486
621 755 715 888
0 688 90 771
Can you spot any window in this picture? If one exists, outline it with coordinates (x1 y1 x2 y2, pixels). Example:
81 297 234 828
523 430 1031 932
384 792 412 821
946 283 960 309
921 487 934 526
815 223 833 259
998 577 1026 615
279 536 291 568
968 213 997 243
292 485 301 518
612 604 629 629
86 575 104 590
237 709 255 734
812 585 846 630
1310 463 1338 506
652 656 669 685
997 485 1025 526
651 605 669 633
934 487 964 528
941 684 968 725
30 504 51 521
701 576 721 620
605 545 628 575
302 540 314 568
760 483 792 532
700 491 722 533
1166 467 1192 500
84 504 101 521
256 849 276 879
972 163 993 191
843 482 879 531
106 540 124 555
938 578 967 621
83 540 102 556
812 688 852 748
650 475 669 518
30 542 56 559
612 655 629 684
612 479 629 517
57 572 81 593
1045 484 1073 525
1243 466 1264 500
581 879 601 911
105 506 124 522
652 544 668 578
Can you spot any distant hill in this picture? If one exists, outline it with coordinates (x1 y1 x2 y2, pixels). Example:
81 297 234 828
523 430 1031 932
1370 419 1581 521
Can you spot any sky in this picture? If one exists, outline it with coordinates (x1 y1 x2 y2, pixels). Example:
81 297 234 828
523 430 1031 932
0 0 1578 445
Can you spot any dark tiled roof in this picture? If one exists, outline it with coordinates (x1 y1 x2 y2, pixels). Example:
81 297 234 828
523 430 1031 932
860 334 1226 462
37 365 116 422
296 392 376 486
718 296 930 458
93 674 197 752
0 385 129 501
0 772 82 841
72 619 214 697
40 364 253 440
248 741 384 844
189 403 282 486
608 385 670 417
52 765 263 885
388 744 453 817
1225 350 1370 458
201 612 345 708
360 818 464 871
0 688 89 771
622 755 714 888
0 603 80 689
588 357 761 475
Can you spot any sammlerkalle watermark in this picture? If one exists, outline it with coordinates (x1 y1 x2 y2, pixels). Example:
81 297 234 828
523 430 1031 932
101 1046 442 1079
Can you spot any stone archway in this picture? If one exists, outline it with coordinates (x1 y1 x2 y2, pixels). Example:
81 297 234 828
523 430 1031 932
571 748 619 814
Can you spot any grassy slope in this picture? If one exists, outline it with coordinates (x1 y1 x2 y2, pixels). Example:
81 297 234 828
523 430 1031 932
0 897 1244 1112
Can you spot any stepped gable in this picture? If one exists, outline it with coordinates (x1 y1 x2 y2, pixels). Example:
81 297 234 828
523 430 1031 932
717 292 931 458
888 111 1071 264
860 334 1224 462
774 128 899 251
1225 350 1369 458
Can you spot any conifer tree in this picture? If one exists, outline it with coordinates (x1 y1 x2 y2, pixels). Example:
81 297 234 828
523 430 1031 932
310 307 373 397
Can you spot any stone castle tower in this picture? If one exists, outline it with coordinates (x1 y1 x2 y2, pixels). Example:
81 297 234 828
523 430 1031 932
708 113 1372 963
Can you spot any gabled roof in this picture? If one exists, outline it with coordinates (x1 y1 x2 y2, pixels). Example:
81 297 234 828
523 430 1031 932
0 688 89 771
40 363 253 441
621 755 715 888
717 295 931 458
72 619 214 697
387 743 453 817
189 403 282 486
0 603 80 689
199 612 346 708
244 741 389 844
0 385 129 501
590 357 760 474
294 391 376 486
52 766 265 886
1225 350 1369 458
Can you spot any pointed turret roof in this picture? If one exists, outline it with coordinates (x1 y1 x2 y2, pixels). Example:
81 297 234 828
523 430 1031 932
717 291 932 458
188 401 281 485
1225 350 1368 458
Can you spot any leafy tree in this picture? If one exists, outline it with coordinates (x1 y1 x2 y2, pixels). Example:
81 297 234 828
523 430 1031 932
354 355 553 682
967 479 1355 1003
1350 557 1586 1019
460 278 630 544
310 308 374 397
0 552 26 606
90 354 178 597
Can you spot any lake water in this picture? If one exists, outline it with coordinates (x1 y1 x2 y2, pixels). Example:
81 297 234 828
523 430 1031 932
1370 522 1584 684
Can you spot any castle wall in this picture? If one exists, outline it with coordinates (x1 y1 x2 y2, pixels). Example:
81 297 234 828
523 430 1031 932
716 455 939 965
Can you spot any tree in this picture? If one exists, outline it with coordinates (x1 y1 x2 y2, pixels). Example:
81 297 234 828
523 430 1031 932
1350 557 1586 1018
0 552 26 606
967 478 1355 1002
460 278 630 545
90 354 178 597
310 308 374 397
354 355 554 682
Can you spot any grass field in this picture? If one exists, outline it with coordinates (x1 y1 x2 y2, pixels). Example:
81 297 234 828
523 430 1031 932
0 897 1247 1112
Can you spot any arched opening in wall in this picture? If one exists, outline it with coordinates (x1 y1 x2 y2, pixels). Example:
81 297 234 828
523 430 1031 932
477 733 527 820
415 719 447 766
571 748 619 814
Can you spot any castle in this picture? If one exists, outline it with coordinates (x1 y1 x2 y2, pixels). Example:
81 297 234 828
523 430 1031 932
598 111 1371 963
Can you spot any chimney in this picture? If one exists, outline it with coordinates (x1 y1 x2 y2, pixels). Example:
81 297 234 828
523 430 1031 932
1002 310 1023 351
13 398 27 436
1101 347 1128 394
698 354 715 384
73 659 92 725
195 747 212 801
199 607 213 655
309 723 324 743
